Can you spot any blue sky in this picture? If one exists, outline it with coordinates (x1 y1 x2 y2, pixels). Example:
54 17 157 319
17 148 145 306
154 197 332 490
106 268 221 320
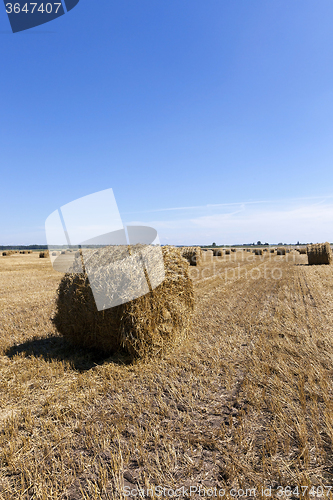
1 0 333 245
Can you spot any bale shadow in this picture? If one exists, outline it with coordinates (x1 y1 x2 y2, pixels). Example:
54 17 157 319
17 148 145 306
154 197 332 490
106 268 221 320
5 335 131 372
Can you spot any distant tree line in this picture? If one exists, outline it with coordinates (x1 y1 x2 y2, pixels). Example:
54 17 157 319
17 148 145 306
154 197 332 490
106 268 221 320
0 245 48 250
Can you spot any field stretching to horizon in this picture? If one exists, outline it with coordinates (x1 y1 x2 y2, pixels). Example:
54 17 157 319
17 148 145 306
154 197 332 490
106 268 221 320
1 250 333 499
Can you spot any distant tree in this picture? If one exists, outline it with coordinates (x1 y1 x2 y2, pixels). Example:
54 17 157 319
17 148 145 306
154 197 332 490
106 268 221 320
264 242 268 246
257 240 262 246
212 242 216 247
297 241 300 245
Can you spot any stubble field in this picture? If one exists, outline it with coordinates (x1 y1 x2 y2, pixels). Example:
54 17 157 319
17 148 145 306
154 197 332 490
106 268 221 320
0 250 333 499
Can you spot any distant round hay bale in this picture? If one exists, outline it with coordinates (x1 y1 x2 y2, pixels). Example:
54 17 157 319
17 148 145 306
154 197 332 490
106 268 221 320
254 249 263 255
276 247 286 255
53 245 194 359
231 248 236 252
61 250 66 255
299 248 307 255
246 249 251 252
2 251 14 256
307 242 332 265
52 251 57 256
213 249 223 257
270 249 275 253
181 246 202 266
225 249 231 255
39 251 49 258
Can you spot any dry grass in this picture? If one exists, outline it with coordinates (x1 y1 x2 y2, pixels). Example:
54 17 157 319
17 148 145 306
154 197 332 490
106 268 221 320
1 251 333 498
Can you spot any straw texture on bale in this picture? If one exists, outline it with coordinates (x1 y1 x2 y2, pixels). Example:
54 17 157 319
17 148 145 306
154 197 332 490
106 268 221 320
181 246 202 266
307 242 332 265
254 249 263 255
53 245 194 359
277 248 286 255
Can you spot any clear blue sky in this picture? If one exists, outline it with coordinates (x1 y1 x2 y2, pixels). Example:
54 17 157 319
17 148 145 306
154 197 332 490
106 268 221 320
1 0 333 245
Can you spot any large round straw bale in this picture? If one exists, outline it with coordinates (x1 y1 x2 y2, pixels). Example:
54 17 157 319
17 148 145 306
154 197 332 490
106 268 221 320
53 245 194 360
254 249 263 255
276 247 286 255
307 242 332 265
181 246 202 266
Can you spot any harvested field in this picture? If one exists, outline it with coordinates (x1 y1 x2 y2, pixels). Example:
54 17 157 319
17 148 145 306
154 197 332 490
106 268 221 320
1 250 333 498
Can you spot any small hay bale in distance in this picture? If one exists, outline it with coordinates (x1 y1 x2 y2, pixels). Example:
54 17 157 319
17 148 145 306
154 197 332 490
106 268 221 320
270 249 275 253
231 248 236 252
39 251 49 258
181 246 202 266
53 245 194 360
254 249 263 255
299 248 307 255
225 249 231 255
213 249 223 257
307 242 332 265
276 247 286 255
2 251 14 256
